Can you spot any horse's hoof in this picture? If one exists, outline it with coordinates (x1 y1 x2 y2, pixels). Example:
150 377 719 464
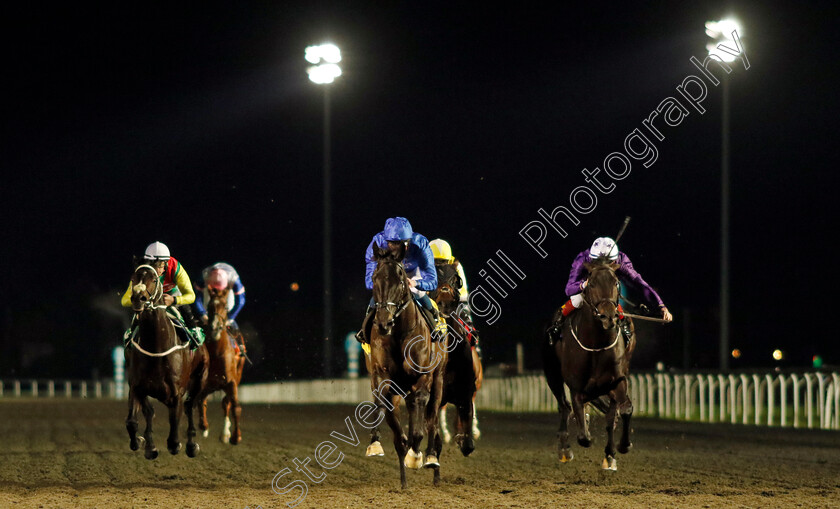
230 434 241 446
423 454 440 468
559 450 574 463
145 448 159 460
404 449 424 469
457 436 475 457
168 442 181 455
366 441 385 457
186 442 200 458
220 434 230 444
601 456 617 471
202 429 209 438
472 428 481 440
578 437 592 448
130 436 144 452
618 441 633 454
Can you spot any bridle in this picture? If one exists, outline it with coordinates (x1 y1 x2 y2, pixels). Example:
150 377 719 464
131 264 165 311
582 269 621 318
372 258 412 319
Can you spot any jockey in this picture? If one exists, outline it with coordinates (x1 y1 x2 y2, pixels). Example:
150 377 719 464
121 241 202 340
429 239 480 346
356 217 442 343
193 262 246 337
547 237 673 344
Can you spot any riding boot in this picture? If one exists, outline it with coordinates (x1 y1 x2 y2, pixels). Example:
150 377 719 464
547 298 575 346
177 304 205 348
355 306 375 344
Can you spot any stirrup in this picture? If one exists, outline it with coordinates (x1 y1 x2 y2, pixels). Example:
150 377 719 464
354 329 367 344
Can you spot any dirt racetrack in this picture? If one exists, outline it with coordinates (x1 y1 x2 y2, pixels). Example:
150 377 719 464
1 399 839 509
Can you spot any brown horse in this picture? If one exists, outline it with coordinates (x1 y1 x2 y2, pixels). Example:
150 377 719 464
364 244 447 488
543 260 635 471
430 261 483 456
125 264 208 459
196 285 245 445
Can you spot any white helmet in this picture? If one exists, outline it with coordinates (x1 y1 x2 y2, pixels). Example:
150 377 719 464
589 237 618 261
143 241 171 261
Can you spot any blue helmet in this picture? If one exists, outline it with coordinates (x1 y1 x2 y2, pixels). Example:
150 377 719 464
382 217 413 241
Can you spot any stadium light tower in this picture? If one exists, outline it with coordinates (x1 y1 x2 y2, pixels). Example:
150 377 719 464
705 19 741 370
306 43 342 378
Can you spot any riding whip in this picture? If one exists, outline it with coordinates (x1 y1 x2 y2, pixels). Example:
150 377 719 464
614 216 631 244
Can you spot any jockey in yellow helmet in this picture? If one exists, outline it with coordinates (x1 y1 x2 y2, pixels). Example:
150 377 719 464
429 239 480 347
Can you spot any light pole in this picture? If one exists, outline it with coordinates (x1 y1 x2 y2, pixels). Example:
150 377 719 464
306 43 342 378
705 19 741 370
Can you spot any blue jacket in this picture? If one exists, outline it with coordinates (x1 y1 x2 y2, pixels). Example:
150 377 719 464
365 232 438 292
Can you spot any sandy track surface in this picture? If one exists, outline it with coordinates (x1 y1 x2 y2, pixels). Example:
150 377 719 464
1 400 839 508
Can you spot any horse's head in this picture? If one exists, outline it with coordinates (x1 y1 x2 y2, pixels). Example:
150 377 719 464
430 262 463 313
371 243 410 336
129 264 162 313
583 261 621 330
207 285 230 334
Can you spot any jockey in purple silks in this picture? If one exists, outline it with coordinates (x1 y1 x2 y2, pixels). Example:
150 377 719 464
547 237 673 344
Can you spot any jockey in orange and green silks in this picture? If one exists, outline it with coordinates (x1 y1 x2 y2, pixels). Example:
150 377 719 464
121 242 199 332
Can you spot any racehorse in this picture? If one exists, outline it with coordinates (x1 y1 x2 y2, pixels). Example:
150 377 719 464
197 285 245 445
542 259 635 471
125 263 208 459
364 243 447 488
430 262 483 456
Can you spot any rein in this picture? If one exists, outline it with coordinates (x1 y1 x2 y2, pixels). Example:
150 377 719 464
129 264 189 357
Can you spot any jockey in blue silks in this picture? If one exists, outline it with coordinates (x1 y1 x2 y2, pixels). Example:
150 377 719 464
355 217 443 343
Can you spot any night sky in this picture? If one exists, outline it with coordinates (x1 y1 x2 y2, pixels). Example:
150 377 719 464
2 2 838 381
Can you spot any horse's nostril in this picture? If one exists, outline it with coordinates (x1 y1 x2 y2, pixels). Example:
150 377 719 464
140 296 147 301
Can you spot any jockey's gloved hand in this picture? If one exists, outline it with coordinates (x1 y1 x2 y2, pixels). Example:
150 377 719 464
660 306 673 322
200 314 209 325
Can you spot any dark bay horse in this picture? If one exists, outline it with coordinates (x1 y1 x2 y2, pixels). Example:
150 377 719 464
364 244 447 488
543 260 635 471
197 285 245 445
125 264 208 459
430 261 482 456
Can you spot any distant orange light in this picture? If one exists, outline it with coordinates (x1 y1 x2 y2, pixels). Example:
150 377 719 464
731 348 741 359
773 349 784 361
290 282 300 291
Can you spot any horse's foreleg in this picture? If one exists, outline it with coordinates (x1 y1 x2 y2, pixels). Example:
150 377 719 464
439 405 452 443
166 397 182 455
403 390 427 470
602 394 618 471
571 393 592 448
383 396 408 489
140 396 158 460
616 379 634 454
471 399 481 439
185 392 201 457
227 382 242 445
424 371 446 483
126 388 143 452
552 384 574 462
199 396 209 438
220 394 232 444
454 400 475 457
